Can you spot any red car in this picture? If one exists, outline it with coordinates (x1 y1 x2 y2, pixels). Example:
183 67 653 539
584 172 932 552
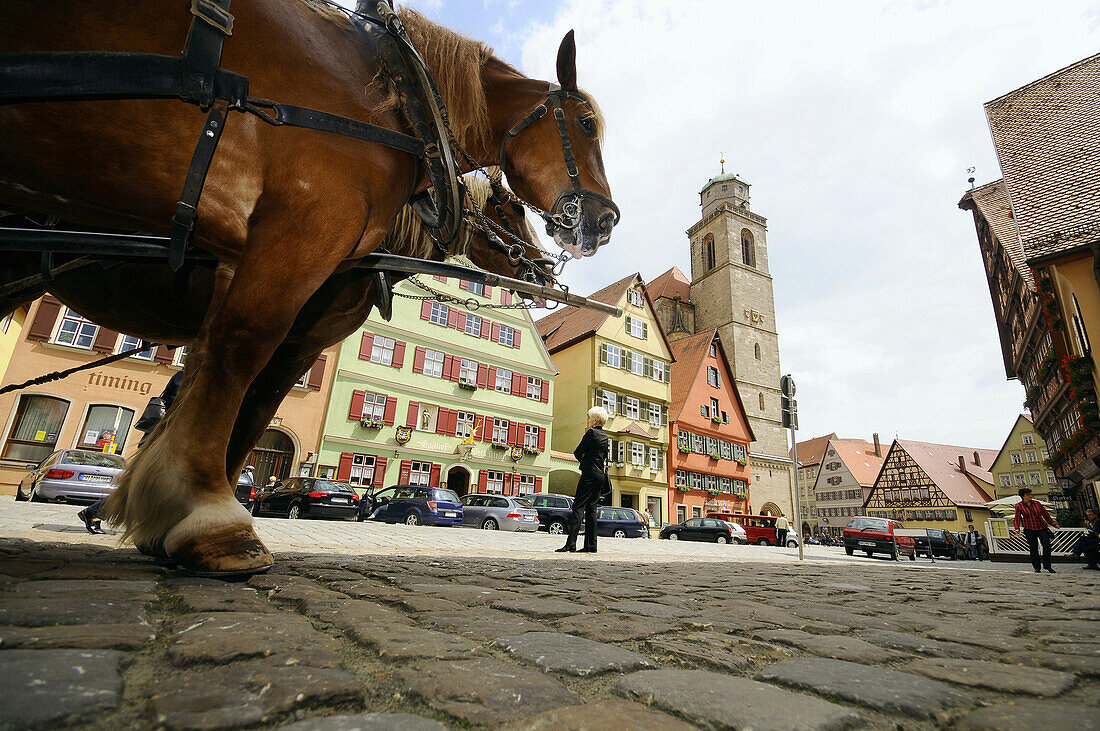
843 516 916 560
711 513 779 545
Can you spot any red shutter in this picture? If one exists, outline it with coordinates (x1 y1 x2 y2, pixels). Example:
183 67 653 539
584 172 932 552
91 327 118 354
429 463 441 487
442 354 454 381
487 367 497 390
26 296 63 342
420 301 432 321
457 312 467 332
448 410 459 437
398 460 412 484
540 381 549 403
412 347 425 374
477 364 488 388
516 374 528 397
503 473 513 495
383 397 397 426
478 471 488 492
459 280 469 291
306 354 326 391
349 390 366 419
513 330 521 348
538 427 546 451
433 275 446 282
484 285 493 298
481 415 492 442
359 333 374 360
392 341 406 368
373 457 388 489
436 408 450 435
447 308 458 329
480 319 490 339
501 290 512 306
406 400 420 427
337 453 353 482
153 345 174 364
535 476 543 493
508 421 518 446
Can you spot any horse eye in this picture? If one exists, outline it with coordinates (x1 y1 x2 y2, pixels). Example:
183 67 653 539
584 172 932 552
577 116 596 135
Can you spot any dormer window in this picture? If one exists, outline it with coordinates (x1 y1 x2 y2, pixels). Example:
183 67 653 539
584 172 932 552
628 289 643 307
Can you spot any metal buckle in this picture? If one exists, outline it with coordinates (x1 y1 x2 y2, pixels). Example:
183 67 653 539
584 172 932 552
191 0 234 35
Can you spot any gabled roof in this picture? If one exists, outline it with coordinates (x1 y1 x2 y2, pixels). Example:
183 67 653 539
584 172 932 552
647 266 691 302
986 52 1100 262
535 272 636 352
964 180 1033 286
792 433 838 468
991 413 1037 466
827 438 886 487
891 439 999 509
667 329 755 442
618 422 656 440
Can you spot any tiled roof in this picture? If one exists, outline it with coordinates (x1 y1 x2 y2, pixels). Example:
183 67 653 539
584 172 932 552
791 433 837 467
668 331 713 419
967 180 1033 286
827 438 886 487
535 273 637 352
549 449 577 462
986 52 1100 261
647 266 691 302
618 422 657 440
894 439 999 509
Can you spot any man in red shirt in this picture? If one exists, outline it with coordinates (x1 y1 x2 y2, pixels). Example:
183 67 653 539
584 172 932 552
1013 487 1059 573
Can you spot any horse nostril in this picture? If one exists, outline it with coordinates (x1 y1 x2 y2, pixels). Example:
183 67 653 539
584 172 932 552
597 212 615 232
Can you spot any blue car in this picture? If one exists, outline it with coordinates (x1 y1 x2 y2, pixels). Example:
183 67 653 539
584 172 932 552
378 485 463 526
595 506 648 538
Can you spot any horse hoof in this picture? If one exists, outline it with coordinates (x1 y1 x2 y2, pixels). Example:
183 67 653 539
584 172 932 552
169 524 274 577
135 540 177 567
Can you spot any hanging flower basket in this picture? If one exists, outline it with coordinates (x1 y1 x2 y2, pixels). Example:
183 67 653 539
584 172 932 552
490 441 508 450
711 415 723 423
359 417 384 429
458 380 478 391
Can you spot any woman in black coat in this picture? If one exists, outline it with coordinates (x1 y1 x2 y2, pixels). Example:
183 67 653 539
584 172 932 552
557 407 610 553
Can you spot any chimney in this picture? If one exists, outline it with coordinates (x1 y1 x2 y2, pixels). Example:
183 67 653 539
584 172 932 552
872 433 881 457
973 451 981 467
958 456 967 473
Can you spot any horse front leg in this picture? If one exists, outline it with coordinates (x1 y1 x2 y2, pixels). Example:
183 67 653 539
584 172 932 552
105 204 374 575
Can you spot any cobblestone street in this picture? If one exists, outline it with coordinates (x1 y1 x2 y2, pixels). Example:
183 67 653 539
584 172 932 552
1 500 1098 730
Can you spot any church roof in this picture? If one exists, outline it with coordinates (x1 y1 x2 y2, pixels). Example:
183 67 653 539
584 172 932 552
647 266 691 302
700 172 748 193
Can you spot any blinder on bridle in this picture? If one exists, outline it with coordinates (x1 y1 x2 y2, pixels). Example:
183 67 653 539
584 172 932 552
498 83 620 235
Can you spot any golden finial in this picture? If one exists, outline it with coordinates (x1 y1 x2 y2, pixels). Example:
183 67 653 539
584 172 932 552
720 152 725 174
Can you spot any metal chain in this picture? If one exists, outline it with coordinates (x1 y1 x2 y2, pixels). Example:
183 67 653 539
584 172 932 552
391 275 542 310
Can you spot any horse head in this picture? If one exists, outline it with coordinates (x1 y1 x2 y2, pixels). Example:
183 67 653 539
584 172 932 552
496 31 618 260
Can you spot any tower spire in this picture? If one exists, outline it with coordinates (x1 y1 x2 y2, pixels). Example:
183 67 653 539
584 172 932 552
720 152 725 175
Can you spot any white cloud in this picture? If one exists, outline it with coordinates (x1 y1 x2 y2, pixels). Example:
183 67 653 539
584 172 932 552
501 0 1099 448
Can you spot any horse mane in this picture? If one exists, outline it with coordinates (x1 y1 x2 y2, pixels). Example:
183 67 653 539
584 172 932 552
383 175 492 259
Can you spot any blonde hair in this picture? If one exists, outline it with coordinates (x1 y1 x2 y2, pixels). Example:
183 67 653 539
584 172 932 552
587 406 609 426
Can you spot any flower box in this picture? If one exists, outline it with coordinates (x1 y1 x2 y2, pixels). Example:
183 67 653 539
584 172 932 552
676 485 690 492
490 441 508 450
709 453 721 460
734 458 747 466
711 415 722 423
458 380 478 391
706 489 720 496
359 418 384 429
677 445 691 454
523 446 541 455
615 462 625 468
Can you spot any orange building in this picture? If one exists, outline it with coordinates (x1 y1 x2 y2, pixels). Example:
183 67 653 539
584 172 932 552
668 330 754 523
0 296 335 493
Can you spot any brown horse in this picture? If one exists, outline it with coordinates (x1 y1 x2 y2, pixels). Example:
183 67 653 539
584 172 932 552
0 2 615 575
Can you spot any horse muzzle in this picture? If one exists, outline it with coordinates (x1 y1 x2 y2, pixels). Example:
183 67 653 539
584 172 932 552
548 195 618 259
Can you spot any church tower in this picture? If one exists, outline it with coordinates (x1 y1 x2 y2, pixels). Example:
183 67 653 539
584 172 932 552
686 166 792 518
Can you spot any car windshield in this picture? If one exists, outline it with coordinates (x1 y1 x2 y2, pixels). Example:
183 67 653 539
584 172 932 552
848 517 889 531
514 497 534 508
61 451 125 469
314 481 353 493
433 489 460 503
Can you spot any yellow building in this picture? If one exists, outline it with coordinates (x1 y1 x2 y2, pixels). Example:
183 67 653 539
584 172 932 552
0 305 27 381
990 414 1059 501
864 439 998 539
536 273 673 518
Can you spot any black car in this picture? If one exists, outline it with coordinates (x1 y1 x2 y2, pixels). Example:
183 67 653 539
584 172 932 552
913 528 962 559
530 492 574 534
250 477 359 520
659 517 736 543
234 469 255 508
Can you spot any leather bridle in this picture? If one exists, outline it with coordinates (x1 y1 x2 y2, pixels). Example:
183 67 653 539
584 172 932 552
498 83 620 235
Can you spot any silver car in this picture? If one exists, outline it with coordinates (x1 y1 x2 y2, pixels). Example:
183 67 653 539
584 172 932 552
16 449 126 503
460 493 540 531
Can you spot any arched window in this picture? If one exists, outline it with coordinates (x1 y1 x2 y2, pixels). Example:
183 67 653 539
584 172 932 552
741 229 756 268
758 393 765 411
703 233 716 271
754 343 761 360
3 394 69 462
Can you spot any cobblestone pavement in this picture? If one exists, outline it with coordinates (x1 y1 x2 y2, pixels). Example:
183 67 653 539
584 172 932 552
1 499 1098 730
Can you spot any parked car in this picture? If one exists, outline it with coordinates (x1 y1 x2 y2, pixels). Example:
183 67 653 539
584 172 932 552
717 520 748 544
250 477 359 520
377 485 463 526
842 516 916 560
16 449 126 503
595 506 648 538
530 492 574 534
783 530 802 548
234 468 255 508
460 493 540 531
710 513 779 545
660 517 737 543
913 528 963 559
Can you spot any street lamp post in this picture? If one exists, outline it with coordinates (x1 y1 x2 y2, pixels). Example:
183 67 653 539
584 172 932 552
781 374 803 561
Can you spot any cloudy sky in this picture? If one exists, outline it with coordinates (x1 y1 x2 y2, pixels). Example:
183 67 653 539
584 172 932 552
368 1 1099 450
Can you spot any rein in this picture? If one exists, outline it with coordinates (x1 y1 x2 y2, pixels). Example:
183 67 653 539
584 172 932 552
0 342 161 396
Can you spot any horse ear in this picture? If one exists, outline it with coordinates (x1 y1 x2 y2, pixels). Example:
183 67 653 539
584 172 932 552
556 30 578 92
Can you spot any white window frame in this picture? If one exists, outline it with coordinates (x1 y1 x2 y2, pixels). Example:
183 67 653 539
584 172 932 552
999 474 1012 487
675 469 688 486
421 349 444 378
628 316 645 339
497 324 515 347
631 442 646 465
517 474 536 495
649 446 659 470
409 460 432 486
494 368 512 394
172 346 189 367
649 403 662 426
628 289 643 307
526 377 543 400
605 344 622 368
118 334 155 361
1025 450 1038 463
1021 432 1034 446
455 411 475 439
1014 473 1027 486
1029 471 1042 485
485 470 504 493
677 430 690 449
429 302 449 326
652 361 667 382
464 314 483 337
602 390 617 414
54 308 98 349
630 352 644 375
362 392 387 420
370 335 396 366
690 472 703 489
1010 452 1022 465
348 454 376 487
707 366 719 387
492 418 509 443
459 358 478 383
625 397 640 419
524 424 539 448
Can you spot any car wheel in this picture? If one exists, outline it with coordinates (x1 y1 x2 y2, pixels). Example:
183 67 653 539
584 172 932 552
614 529 627 538
482 518 498 530
548 520 566 535
716 535 728 544
845 546 854 556
733 537 745 544
787 540 798 548
405 511 421 526
757 538 770 546
668 532 678 540
287 502 301 520
251 501 261 516
909 552 916 561
864 550 874 557
29 487 45 503
891 545 899 561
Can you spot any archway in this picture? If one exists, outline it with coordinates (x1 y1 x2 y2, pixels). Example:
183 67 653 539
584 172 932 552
759 501 782 517
802 521 811 536
447 465 471 496
247 429 295 488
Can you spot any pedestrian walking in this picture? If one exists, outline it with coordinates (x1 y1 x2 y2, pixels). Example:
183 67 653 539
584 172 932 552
965 524 982 560
775 514 789 547
1013 488 1059 573
557 407 610 554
